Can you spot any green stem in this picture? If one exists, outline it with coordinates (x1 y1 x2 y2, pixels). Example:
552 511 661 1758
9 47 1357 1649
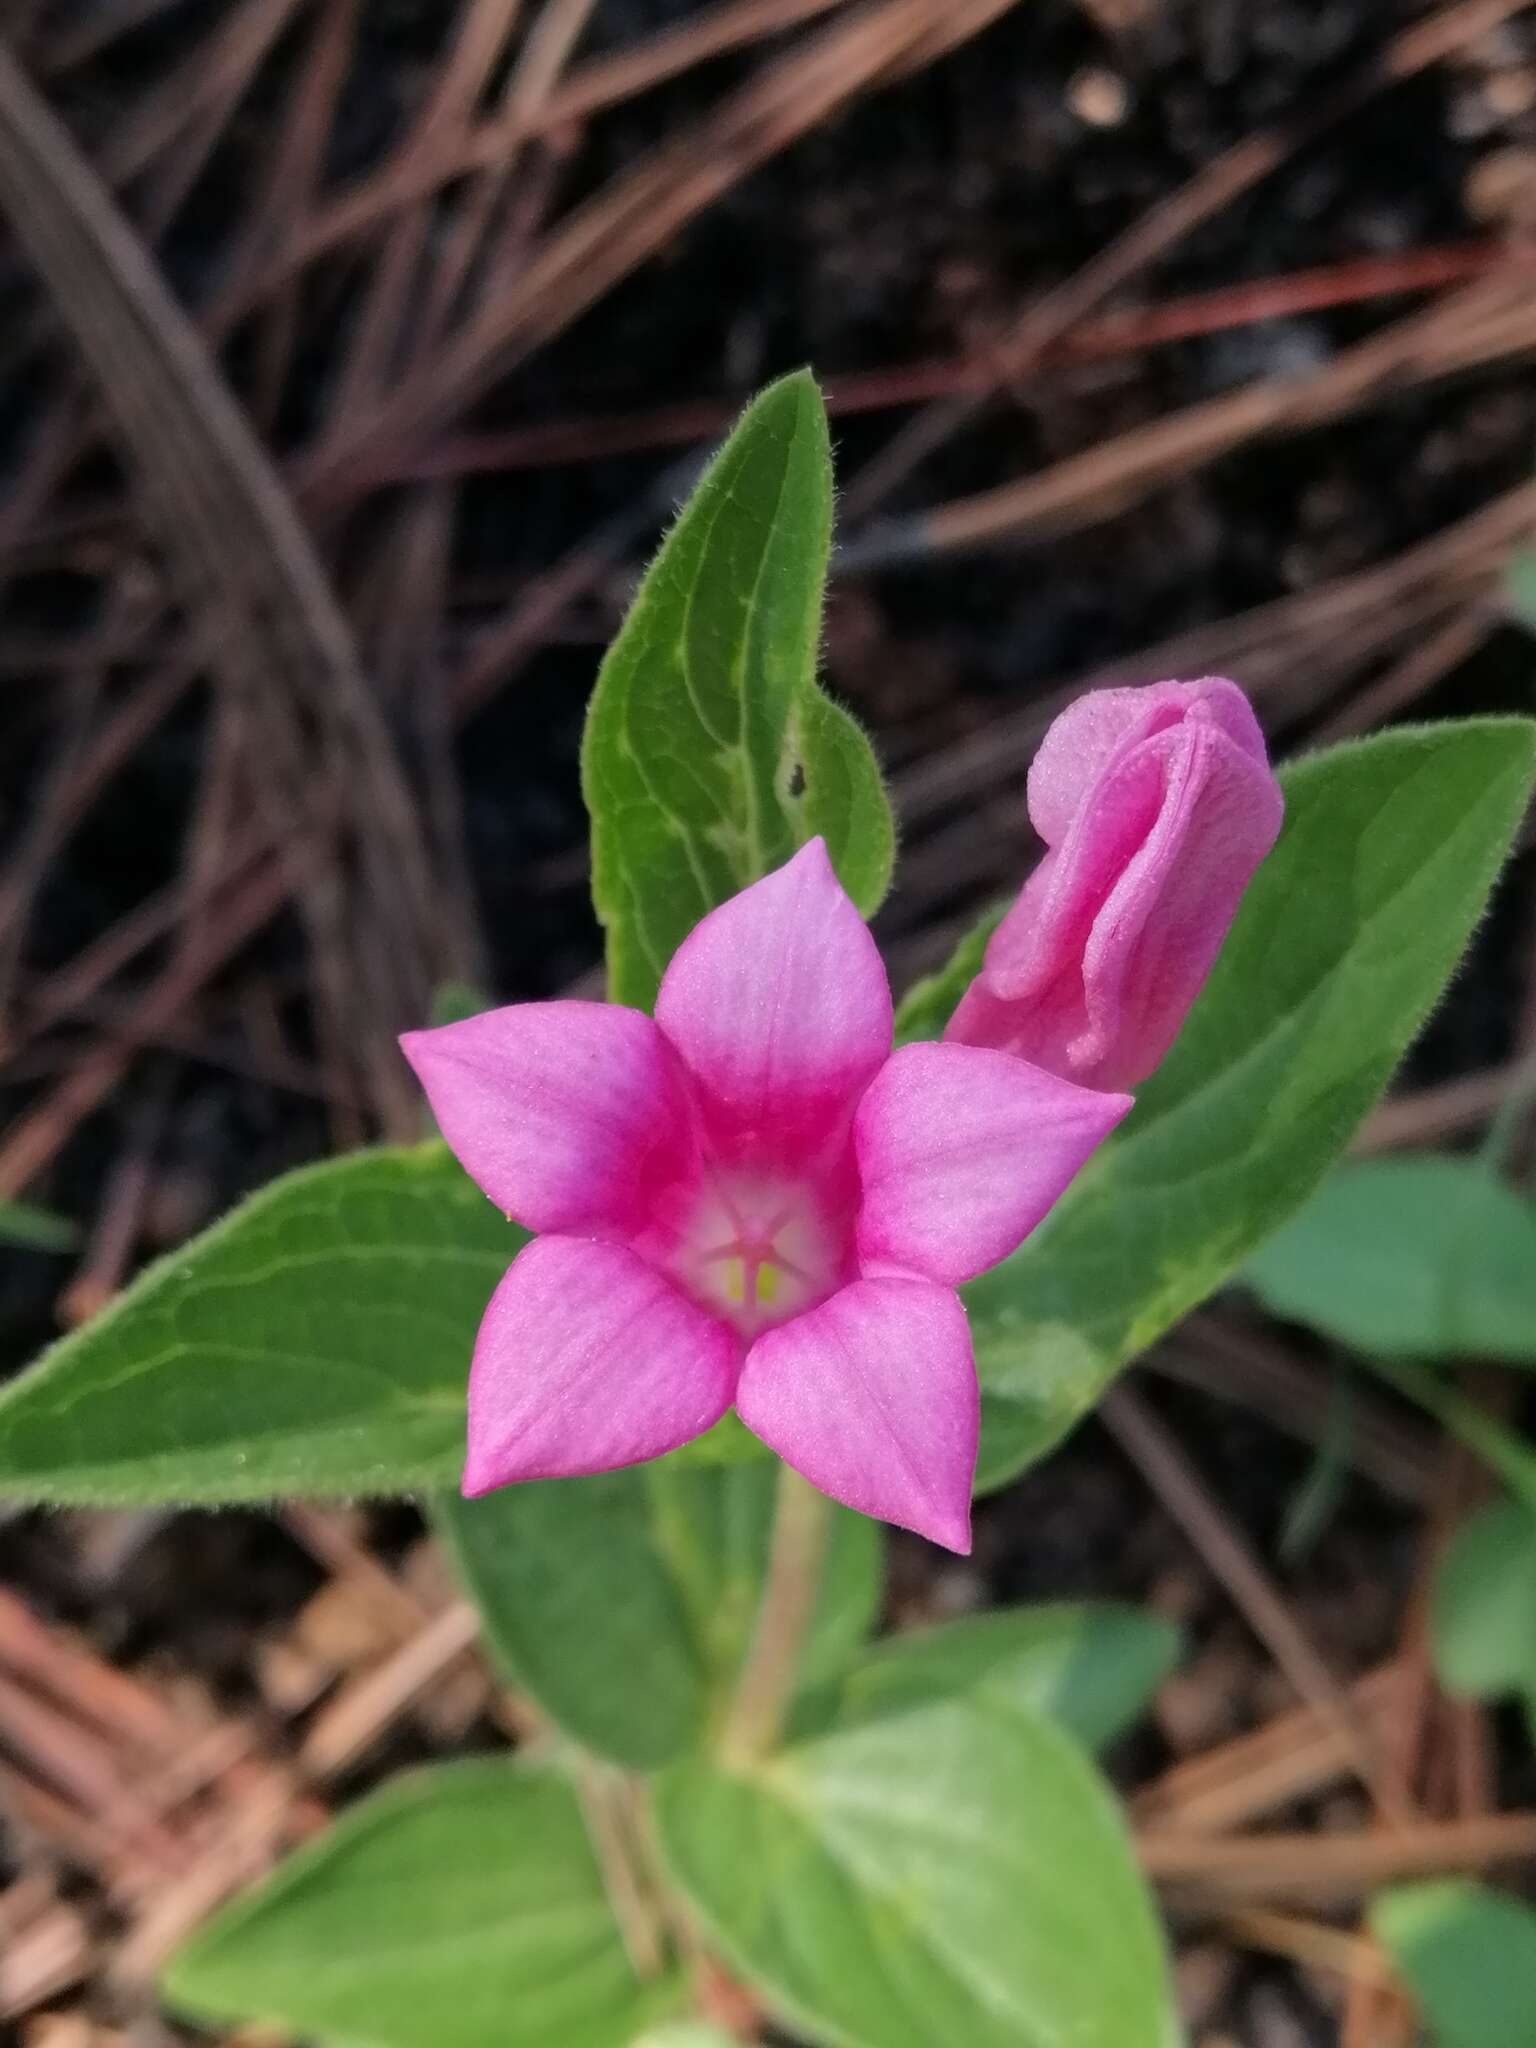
572 1757 667 1980
721 1463 832 1762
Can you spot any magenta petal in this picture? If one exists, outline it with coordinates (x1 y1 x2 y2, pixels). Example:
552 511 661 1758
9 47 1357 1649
736 1279 977 1553
1026 676 1268 846
854 1041 1130 1286
654 839 891 1153
401 1001 690 1234
463 1236 738 1492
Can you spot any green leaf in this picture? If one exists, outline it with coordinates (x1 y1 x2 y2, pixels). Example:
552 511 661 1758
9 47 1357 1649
1431 1495 1536 1708
633 2030 739 2048
0 1144 518 1505
659 1407 773 1467
429 980 491 1026
791 685 894 916
164 1759 678 2048
581 370 891 1011
892 904 1005 1046
1373 1879 1536 2048
964 719 1536 1490
793 1603 1177 1749
1244 1155 1536 1362
1376 1359 1536 1509
1506 546 1536 634
0 1198 78 1252
434 1459 880 1770
654 1692 1177 2048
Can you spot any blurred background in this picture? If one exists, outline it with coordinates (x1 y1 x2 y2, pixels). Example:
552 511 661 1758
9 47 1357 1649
1 1 1535 2042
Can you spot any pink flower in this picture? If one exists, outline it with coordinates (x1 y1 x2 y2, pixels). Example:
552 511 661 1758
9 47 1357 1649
946 678 1283 1092
402 841 1128 1553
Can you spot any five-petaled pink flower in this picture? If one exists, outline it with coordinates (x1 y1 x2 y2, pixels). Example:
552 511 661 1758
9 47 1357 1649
946 677 1284 1092
403 840 1129 1553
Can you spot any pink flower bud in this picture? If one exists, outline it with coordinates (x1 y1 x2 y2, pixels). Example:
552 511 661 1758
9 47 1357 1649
946 679 1283 1092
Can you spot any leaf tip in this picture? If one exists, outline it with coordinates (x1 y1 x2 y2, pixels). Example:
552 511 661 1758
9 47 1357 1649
750 366 827 442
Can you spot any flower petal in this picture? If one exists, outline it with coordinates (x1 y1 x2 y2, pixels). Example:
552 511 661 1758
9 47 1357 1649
1027 676 1268 847
401 1002 691 1234
654 839 891 1157
463 1235 738 1492
854 1041 1130 1286
736 1278 977 1552
1076 713 1283 1085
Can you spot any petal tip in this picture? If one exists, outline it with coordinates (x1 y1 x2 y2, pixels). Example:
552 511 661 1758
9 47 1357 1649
782 833 848 901
913 1498 973 1554
460 1444 504 1499
397 1021 453 1089
1100 1086 1136 1130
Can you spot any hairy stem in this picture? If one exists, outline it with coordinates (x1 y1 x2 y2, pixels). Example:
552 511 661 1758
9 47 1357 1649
722 1462 832 1761
573 1758 667 1979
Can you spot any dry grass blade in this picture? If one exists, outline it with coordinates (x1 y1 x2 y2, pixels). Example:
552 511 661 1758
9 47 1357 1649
212 0 362 426
1149 1319 1439 1508
839 0 1536 519
890 475 1536 840
0 1895 91 2017
1357 1057 1536 1153
1136 1666 1409 1836
307 0 1025 493
0 1669 182 1872
228 0 856 305
1342 1416 1497 2045
1313 601 1497 742
861 269 1536 559
110 1777 300 1987
408 0 601 351
1217 1907 1395 1993
37 0 192 76
0 42 448 1136
1140 1811 1536 1906
4 816 269 1070
0 1586 178 1751
423 0 532 135
0 858 289 1198
0 664 106 1025
543 0 849 126
329 0 526 425
347 241 1526 484
97 0 305 192
1103 1383 1417 1828
297 1602 483 1779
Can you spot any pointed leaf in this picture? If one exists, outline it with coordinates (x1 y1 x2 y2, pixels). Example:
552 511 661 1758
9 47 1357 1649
1244 1154 1536 1362
1431 1495 1536 1707
791 687 894 914
654 1692 1177 2048
793 1603 1178 1748
164 1760 677 2048
966 719 1536 1490
0 1145 517 1505
1373 1880 1536 2048
581 371 891 1011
